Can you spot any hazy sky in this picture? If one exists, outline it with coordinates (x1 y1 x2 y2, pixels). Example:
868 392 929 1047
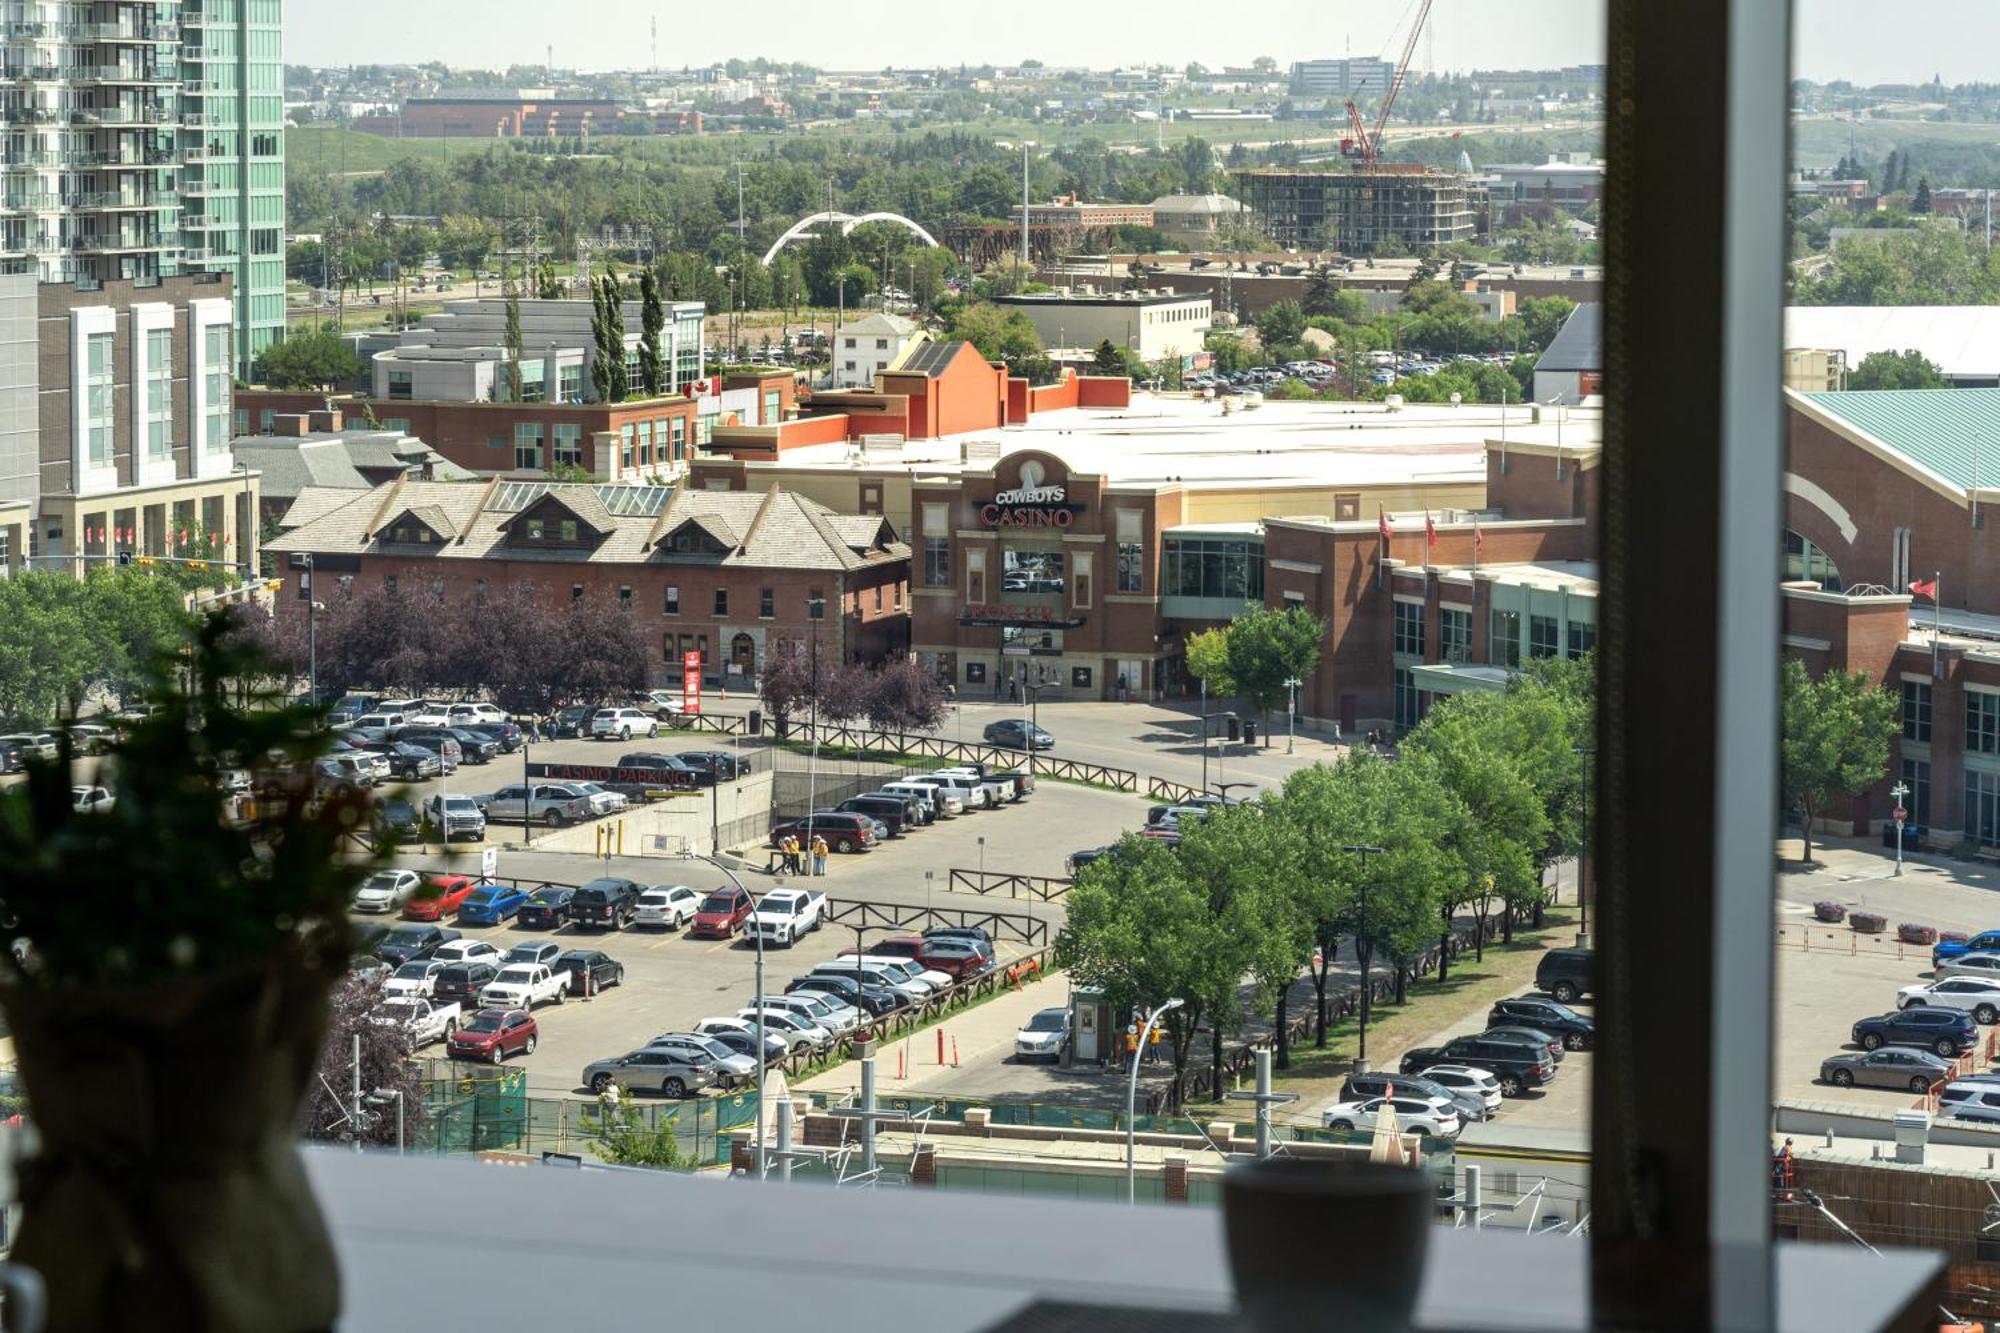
289 1 1992 86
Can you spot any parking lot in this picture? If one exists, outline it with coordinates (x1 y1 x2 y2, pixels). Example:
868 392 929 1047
372 779 1141 1099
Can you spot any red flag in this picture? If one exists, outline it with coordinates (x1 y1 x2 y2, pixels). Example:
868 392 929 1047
1378 508 1391 542
1425 509 1438 548
1473 517 1484 553
1910 577 1939 600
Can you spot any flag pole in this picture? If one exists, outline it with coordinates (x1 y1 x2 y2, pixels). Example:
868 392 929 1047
1935 571 1944 680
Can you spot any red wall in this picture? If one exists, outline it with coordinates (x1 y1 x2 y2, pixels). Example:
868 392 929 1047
1076 376 1132 409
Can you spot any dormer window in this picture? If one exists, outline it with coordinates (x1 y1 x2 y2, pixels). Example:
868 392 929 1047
525 518 545 540
388 522 435 544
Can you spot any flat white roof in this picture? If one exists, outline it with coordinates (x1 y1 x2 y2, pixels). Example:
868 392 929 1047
1413 558 1600 593
762 393 1595 492
1785 306 2000 380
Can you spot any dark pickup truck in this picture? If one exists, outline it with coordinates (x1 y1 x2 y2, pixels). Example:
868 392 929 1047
1400 1033 1557 1097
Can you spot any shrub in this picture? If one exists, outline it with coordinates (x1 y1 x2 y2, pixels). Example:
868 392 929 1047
1850 911 1888 934
1813 901 1846 923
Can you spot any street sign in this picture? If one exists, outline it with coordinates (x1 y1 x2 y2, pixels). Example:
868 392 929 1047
479 847 497 884
1894 806 1908 824
681 650 703 716
1311 948 1324 970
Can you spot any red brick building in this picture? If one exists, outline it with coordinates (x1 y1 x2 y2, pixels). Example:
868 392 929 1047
265 479 909 686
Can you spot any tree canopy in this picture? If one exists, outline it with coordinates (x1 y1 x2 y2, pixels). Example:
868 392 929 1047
251 327 360 390
1846 348 1951 391
1781 657 1898 864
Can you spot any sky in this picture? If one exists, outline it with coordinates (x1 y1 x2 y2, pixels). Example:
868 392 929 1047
289 1 1993 86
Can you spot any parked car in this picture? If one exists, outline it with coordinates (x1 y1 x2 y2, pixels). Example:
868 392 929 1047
1404 1064 1502 1122
747 888 827 946
680 751 747 781
983 718 1054 750
1320 1093 1461 1138
1481 1025 1565 1064
788 973 902 1016
1897 976 2000 1023
644 1033 756 1088
402 873 478 922
479 963 571 1010
384 743 444 780
0 732 57 762
569 877 642 930
590 708 660 741
1933 930 2000 968
1820 1047 1953 1092
1339 1070 1466 1109
700 1023 790 1067
860 790 930 828
432 962 500 1009
1534 947 1593 1003
458 883 531 926
735 1007 830 1052
446 703 511 728
582 1047 717 1098
689 886 754 938
555 949 625 994
1935 953 2000 984
382 960 448 999
615 751 708 788
766 991 861 1037
1400 1035 1556 1097
1940 1079 2000 1121
882 780 955 818
918 935 994 979
367 997 460 1050
1015 1007 1070 1062
478 783 590 828
769 812 878 854
395 736 459 774
375 924 460 966
1488 997 1595 1051
634 884 702 930
459 721 521 754
430 938 504 970
1851 1007 1977 1058
811 959 930 1003
837 953 951 994
837 795 908 837
515 884 578 930
632 690 688 720
422 794 488 843
444 1008 539 1064
352 869 423 915
503 940 564 969
0 740 24 774
549 706 597 739
71 785 114 813
924 925 995 951
567 781 629 816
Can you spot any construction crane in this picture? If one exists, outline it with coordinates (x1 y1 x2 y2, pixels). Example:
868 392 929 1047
1342 0 1436 167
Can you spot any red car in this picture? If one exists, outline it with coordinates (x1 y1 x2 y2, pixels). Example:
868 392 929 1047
403 873 478 922
688 886 753 939
444 1008 538 1064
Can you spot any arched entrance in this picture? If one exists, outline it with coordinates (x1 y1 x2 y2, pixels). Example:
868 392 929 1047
731 632 756 675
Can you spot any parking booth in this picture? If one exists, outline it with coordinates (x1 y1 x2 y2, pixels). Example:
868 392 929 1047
1069 987 1113 1067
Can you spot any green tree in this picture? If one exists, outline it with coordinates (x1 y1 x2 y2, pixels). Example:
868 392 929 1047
434 216 492 272
1253 299 1306 351
947 303 1043 373
1517 296 1577 350
599 275 628 403
1181 802 1309 1071
251 327 360 390
637 269 666 397
1091 338 1123 375
591 1097 689 1168
1913 176 1934 214
1183 626 1236 697
1222 605 1326 744
1781 657 1898 865
502 265 524 403
1847 348 1950 391
589 277 613 403
1056 837 1245 1108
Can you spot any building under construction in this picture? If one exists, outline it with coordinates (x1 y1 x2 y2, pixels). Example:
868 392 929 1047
1233 165 1479 255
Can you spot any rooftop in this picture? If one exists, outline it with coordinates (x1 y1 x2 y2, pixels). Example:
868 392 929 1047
1798 386 2000 493
231 430 474 502
1785 306 2000 381
1536 303 1602 375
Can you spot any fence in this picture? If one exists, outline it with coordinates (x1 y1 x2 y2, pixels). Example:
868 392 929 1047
788 722 1141 793
1777 919 1959 964
770 753 912 822
948 868 1071 902
413 1067 759 1165
674 713 749 737
1146 776 1210 805
824 895 1052 947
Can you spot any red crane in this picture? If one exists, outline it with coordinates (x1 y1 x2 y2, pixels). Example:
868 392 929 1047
1342 0 1436 167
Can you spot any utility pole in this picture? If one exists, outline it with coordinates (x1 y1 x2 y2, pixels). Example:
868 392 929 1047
1020 142 1031 276
349 1033 363 1153
1226 1047 1299 1158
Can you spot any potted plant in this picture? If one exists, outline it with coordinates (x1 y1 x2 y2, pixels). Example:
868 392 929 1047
1942 930 1970 947
1813 901 1846 923
1899 923 1938 946
1850 911 1888 934
0 616 380 1332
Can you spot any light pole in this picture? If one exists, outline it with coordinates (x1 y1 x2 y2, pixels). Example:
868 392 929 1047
1200 676 1210 793
521 724 532 847
289 552 318 706
685 850 767 1174
1573 745 1594 945
1126 996 1183 1204
1890 778 1910 877
1343 844 1384 1071
1283 676 1300 755
1027 684 1040 783
807 593 825 830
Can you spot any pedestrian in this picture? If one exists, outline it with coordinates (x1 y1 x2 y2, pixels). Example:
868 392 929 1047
1146 1022 1164 1064
1116 673 1127 703
811 832 829 876
1123 1020 1141 1063
779 834 798 875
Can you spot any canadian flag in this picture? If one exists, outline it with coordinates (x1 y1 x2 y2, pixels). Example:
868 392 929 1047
1424 509 1437 549
1473 518 1484 554
1377 508 1391 542
1910 577 1939 600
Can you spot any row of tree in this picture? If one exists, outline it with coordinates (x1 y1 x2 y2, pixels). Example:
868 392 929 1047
756 641 948 737
1184 606 1327 739
1057 655 1593 1108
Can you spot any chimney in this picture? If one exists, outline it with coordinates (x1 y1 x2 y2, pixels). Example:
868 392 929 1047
1892 1109 1930 1165
271 414 310 437
307 408 344 433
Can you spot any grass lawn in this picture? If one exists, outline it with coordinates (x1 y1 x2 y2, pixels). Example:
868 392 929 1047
1262 908 1577 1118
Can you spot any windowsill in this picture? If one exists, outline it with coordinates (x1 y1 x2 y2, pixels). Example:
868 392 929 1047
305 1150 1945 1333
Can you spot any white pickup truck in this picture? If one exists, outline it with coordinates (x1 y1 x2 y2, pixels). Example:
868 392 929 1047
747 888 827 947
478 963 572 1011
367 997 461 1050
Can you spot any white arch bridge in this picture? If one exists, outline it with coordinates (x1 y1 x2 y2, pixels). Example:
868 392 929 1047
760 210 943 267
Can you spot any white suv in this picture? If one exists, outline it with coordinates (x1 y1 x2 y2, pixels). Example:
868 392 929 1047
1897 975 2000 1023
590 708 658 741
448 702 510 726
1320 1093 1462 1138
634 885 701 929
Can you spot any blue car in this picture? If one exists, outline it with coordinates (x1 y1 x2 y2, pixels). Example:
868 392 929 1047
1851 1006 1977 1059
458 883 529 926
1934 930 2000 969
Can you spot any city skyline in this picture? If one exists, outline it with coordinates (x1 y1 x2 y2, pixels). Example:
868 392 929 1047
291 0 1992 86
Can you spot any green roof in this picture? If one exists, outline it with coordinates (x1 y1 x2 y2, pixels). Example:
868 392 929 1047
1802 388 2000 491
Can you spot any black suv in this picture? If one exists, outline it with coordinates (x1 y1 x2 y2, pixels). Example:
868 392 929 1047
1534 947 1593 1003
569 877 642 930
555 949 625 994
1489 996 1595 1051
681 751 747 781
788 973 902 1016
614 751 708 787
1852 1007 1977 1058
433 962 499 1008
838 795 909 837
1401 1034 1557 1096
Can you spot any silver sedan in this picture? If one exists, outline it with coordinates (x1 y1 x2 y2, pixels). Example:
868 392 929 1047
1819 1047 1952 1093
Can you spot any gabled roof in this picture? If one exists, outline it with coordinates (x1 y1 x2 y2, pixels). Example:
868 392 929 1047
892 340 974 378
375 503 458 542
495 487 616 539
840 313 919 339
1798 387 2000 494
662 514 739 552
1536 302 1601 375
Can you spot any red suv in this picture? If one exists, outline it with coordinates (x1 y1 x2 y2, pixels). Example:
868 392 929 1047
444 1008 539 1064
769 813 878 854
403 874 478 922
689 886 754 939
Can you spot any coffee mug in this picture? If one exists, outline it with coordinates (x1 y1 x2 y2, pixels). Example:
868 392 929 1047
1221 1157 1435 1333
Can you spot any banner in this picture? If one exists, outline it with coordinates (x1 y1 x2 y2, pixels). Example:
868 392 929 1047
682 650 703 716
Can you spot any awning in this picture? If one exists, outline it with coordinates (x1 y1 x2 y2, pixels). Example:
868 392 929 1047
1409 662 1513 696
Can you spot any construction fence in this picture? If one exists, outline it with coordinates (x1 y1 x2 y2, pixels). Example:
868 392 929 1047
412 1061 759 1165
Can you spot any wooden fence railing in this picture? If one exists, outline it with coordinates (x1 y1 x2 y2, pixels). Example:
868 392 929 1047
823 896 1051 947
947 868 1072 902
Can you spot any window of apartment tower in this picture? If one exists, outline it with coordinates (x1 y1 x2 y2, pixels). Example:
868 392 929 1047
664 585 680 614
1393 600 1425 656
552 424 583 468
514 423 543 471
759 589 773 619
1489 608 1521 668
144 326 172 461
922 503 949 585
387 370 412 400
713 588 727 616
1902 677 1932 743
1529 613 1560 659
1116 509 1143 592
1440 607 1471 662
85 331 113 466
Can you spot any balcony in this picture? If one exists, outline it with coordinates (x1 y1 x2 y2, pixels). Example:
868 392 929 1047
0 194 61 213
76 232 166 253
72 190 166 210
0 106 57 125
71 102 174 127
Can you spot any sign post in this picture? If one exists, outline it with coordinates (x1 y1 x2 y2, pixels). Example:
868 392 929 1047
479 846 498 885
682 649 703 717
1890 779 1910 877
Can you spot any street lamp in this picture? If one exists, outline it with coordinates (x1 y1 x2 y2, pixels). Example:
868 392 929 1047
1573 745 1595 945
1343 844 1384 1071
1890 778 1910 877
683 850 768 1175
1026 683 1040 783
288 552 318 706
807 593 825 825
1283 676 1301 755
1127 996 1184 1204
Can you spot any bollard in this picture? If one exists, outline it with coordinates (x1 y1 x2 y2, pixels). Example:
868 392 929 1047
951 1034 960 1068
936 1028 945 1065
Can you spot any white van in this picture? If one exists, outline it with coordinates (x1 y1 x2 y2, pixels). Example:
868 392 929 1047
847 953 953 994
884 780 958 818
932 767 1009 808
350 712 408 733
811 959 927 1001
921 771 993 811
